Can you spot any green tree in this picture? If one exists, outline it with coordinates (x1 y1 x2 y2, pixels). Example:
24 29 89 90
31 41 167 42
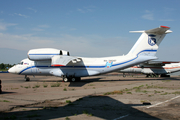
0 63 5 69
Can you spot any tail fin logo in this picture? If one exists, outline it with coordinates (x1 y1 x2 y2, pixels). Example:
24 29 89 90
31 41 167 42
148 34 156 46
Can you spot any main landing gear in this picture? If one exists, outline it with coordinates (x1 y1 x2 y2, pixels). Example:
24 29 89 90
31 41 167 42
25 75 30 81
63 77 81 82
146 74 159 78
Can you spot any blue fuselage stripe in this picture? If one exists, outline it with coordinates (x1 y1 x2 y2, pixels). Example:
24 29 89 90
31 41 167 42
20 49 157 74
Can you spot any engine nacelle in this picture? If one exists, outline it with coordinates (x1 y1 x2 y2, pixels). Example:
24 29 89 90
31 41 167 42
28 48 70 61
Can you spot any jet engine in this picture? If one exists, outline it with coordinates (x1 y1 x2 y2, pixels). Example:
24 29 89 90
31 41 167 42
28 48 70 61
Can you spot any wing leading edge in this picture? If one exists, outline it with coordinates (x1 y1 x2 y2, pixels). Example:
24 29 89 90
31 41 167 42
51 55 82 66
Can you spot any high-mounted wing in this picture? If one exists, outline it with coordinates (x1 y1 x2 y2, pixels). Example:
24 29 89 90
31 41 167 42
51 55 82 66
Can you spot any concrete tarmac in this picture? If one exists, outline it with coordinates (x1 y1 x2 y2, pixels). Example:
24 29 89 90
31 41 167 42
0 73 180 120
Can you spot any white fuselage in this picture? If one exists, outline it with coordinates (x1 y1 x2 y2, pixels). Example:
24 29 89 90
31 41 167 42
8 53 156 77
120 63 180 75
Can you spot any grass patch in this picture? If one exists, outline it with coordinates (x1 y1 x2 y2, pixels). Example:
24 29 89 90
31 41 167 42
43 84 48 88
33 84 40 88
24 85 31 89
140 100 149 103
66 100 72 104
65 116 70 120
162 80 171 82
104 90 123 95
161 92 169 95
51 82 60 87
63 88 67 91
0 100 10 102
70 88 75 91
154 90 161 94
82 110 93 116
172 91 180 95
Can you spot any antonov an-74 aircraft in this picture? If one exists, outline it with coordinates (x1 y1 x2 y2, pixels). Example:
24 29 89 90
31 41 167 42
8 26 172 82
120 61 180 77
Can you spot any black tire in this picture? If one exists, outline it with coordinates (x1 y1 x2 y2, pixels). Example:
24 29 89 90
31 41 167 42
26 77 30 81
63 77 69 82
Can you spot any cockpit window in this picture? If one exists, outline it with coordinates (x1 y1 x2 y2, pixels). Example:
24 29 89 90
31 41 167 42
18 61 29 65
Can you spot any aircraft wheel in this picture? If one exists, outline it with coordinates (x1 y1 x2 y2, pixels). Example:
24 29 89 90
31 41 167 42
63 77 69 82
26 77 30 81
71 78 76 82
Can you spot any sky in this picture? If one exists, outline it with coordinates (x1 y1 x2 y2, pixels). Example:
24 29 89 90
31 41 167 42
0 0 180 64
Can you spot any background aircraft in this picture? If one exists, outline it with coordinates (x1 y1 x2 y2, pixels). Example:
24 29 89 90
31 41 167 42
8 26 172 82
120 61 180 77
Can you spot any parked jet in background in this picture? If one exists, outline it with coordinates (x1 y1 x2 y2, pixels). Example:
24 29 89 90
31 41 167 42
8 26 172 82
120 61 180 77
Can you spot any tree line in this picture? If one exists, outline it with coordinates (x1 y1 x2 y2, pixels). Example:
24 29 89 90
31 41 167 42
0 63 14 70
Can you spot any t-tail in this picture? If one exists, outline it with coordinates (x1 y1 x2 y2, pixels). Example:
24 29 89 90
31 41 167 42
127 26 172 57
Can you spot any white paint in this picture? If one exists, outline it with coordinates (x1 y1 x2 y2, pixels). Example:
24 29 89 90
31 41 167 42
113 114 129 120
147 95 180 108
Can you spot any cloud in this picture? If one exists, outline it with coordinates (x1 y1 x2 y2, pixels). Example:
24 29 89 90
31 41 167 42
0 21 17 31
0 33 54 50
32 24 50 31
77 6 96 13
77 8 85 13
27 7 37 13
142 10 154 20
38 24 50 28
0 32 130 57
31 28 44 31
14 13 29 18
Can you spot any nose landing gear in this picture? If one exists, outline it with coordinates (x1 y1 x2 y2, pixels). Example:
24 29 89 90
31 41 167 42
25 75 30 81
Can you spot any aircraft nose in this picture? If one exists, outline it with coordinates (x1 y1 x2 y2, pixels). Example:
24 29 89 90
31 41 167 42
8 66 16 73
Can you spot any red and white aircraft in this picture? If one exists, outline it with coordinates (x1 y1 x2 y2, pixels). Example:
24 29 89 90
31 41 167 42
120 61 180 77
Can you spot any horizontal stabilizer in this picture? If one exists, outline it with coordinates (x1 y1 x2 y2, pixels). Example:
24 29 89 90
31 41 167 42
130 26 172 34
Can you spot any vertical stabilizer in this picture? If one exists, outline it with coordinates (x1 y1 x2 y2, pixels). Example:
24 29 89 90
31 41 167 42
127 26 172 57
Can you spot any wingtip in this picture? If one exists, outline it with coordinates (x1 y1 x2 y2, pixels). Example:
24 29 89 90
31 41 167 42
160 26 170 29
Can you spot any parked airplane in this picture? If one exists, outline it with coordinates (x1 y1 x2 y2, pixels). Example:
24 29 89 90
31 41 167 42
8 26 172 82
120 61 180 77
